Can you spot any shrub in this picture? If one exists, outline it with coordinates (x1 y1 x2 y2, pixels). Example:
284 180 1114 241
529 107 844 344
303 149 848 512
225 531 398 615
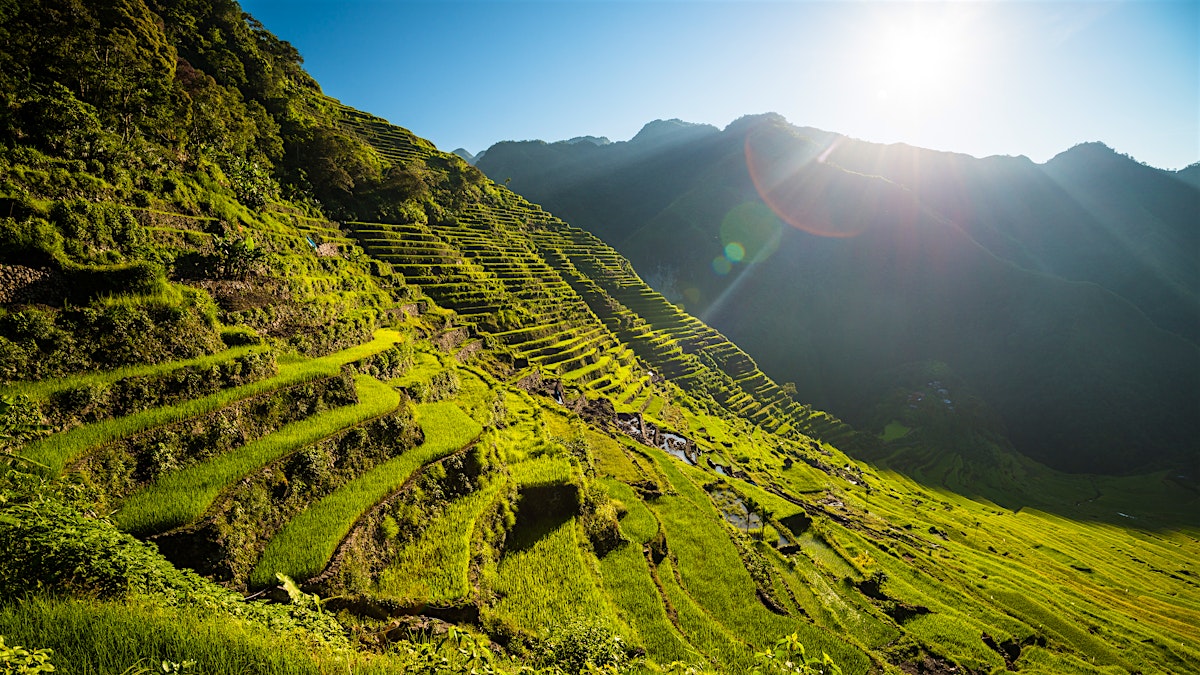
0 635 55 674
536 619 632 674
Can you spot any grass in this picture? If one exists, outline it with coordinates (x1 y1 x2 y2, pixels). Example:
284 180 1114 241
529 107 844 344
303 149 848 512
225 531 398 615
250 401 482 586
375 478 504 604
0 597 342 675
655 556 755 671
648 451 872 674
115 375 401 536
511 455 575 488
879 420 911 442
488 516 614 636
601 478 658 545
598 540 699 665
18 329 404 475
591 431 646 485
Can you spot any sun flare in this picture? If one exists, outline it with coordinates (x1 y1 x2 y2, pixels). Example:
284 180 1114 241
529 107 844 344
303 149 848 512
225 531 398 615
868 11 972 105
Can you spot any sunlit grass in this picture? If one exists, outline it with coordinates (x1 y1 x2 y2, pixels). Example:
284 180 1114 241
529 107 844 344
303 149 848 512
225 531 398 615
1 344 270 402
489 517 613 635
375 479 504 605
648 451 872 674
115 375 401 536
0 597 342 675
598 540 698 665
511 455 575 488
19 330 403 475
601 478 658 545
250 401 482 586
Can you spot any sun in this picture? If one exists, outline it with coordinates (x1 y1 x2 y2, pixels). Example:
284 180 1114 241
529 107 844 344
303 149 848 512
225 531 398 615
868 11 971 105
883 24 958 93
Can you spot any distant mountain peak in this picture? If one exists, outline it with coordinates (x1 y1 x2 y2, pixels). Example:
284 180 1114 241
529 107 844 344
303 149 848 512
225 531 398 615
724 112 791 133
562 135 611 146
629 118 719 146
1045 141 1136 171
452 148 477 164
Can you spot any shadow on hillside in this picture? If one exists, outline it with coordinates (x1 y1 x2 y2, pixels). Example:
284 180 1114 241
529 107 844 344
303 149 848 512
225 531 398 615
856 438 1200 532
506 484 580 552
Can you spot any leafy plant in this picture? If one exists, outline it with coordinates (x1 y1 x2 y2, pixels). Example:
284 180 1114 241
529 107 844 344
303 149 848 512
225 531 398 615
0 635 55 674
753 633 843 675
536 619 632 675
212 232 270 280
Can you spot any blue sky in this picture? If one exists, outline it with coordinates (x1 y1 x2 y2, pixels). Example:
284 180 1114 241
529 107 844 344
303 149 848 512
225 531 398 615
240 1 1199 170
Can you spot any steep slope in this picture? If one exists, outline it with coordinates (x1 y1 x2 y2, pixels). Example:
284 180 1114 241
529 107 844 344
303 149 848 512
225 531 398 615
1 2 1199 675
478 115 1200 474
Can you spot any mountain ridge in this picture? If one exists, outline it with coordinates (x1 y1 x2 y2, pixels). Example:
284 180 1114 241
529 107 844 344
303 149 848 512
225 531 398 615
477 113 1200 476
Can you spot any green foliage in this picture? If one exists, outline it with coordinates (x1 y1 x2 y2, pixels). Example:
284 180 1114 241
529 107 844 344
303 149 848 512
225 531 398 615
0 297 224 382
0 216 64 264
0 484 187 598
0 394 48 454
536 619 632 675
753 633 843 675
17 330 402 475
0 3 1196 674
0 635 55 674
115 374 398 536
210 231 270 280
391 626 504 675
413 368 462 403
39 348 276 428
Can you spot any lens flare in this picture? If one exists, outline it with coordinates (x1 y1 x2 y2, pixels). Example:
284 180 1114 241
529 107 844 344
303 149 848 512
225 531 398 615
711 256 732 276
724 242 745 262
744 128 866 238
719 201 783 263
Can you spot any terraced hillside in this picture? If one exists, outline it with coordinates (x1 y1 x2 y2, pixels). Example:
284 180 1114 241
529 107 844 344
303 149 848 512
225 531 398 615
335 105 862 452
1 2 1198 674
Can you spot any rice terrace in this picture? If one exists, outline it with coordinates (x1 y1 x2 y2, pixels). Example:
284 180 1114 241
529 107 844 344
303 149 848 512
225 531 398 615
0 1 1197 674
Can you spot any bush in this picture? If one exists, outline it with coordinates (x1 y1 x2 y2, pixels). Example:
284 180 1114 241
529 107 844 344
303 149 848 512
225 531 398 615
536 619 632 674
0 635 55 674
220 325 262 347
0 216 63 264
0 300 224 382
64 260 163 302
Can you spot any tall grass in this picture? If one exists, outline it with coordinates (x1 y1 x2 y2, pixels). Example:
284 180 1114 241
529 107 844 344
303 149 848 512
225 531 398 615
511 455 575 488
375 479 503 604
489 516 613 635
598 539 698 664
655 556 755 672
600 478 657 545
0 597 339 675
19 329 404 475
250 401 482 586
649 452 872 674
115 375 400 536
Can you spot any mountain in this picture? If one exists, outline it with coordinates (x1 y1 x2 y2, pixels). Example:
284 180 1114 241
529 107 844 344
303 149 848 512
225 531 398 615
1175 162 1200 189
564 135 611 147
477 115 1200 475
1 2 1198 674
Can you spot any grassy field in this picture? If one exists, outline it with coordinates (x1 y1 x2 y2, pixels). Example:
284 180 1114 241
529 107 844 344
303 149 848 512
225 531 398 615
0 343 271 402
488 516 614 637
250 400 483 586
115 375 401 536
20 330 404 475
375 478 504 605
